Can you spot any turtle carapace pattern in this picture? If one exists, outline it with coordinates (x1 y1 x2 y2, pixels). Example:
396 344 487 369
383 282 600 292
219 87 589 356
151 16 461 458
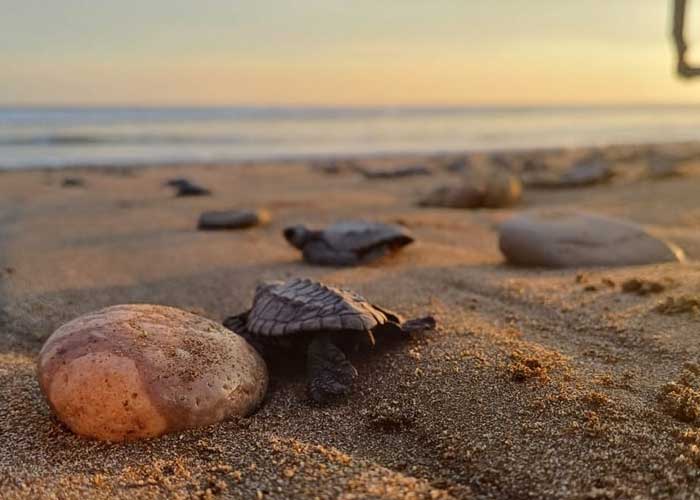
223 278 436 402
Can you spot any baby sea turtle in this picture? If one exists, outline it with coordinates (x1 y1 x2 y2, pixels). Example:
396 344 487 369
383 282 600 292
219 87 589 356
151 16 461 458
223 278 436 402
283 221 414 266
164 178 211 197
358 165 431 179
61 177 86 188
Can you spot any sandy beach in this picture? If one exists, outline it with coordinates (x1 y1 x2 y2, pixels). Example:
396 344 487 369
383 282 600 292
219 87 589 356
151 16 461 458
4 143 700 499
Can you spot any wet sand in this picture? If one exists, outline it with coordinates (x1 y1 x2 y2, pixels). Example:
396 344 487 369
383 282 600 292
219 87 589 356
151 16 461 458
3 143 700 498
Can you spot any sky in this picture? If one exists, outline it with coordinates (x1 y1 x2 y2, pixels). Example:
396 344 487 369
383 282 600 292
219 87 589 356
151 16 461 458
2 0 700 106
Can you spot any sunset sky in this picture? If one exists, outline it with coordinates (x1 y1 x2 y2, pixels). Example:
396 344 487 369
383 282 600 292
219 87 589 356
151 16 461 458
3 0 700 106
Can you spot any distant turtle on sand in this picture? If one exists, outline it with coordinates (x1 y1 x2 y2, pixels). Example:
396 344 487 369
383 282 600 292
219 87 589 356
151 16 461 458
311 159 360 175
61 177 85 188
522 160 613 189
223 278 436 402
358 165 431 179
164 178 211 197
283 221 414 266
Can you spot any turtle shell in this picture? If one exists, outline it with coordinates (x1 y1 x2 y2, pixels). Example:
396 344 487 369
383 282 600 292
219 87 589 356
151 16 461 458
321 221 413 253
246 278 402 336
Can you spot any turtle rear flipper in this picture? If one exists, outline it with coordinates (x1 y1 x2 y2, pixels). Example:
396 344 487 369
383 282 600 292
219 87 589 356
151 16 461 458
307 336 358 403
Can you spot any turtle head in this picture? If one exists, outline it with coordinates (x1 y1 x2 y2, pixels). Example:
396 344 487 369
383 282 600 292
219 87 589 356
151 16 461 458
254 280 284 298
283 225 311 249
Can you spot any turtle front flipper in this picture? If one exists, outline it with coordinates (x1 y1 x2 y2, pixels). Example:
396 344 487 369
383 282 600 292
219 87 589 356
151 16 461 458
223 311 249 334
357 244 391 265
223 311 265 355
400 316 437 334
303 241 359 266
307 336 358 403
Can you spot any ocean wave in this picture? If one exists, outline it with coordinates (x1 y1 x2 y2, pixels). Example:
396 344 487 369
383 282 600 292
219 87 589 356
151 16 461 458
2 105 700 169
4 104 698 128
0 133 267 147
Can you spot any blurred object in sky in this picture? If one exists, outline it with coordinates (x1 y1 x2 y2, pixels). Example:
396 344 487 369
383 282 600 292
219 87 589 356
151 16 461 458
673 0 700 77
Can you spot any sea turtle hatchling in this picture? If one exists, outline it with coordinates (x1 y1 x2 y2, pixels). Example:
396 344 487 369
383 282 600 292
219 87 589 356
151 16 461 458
223 278 436 402
283 221 414 266
164 178 211 197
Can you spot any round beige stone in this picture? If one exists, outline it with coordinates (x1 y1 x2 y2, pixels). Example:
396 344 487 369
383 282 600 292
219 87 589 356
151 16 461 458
482 171 522 208
420 169 521 209
37 304 268 442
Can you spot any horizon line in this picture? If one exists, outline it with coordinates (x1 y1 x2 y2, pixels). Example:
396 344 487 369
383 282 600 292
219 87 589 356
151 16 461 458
4 101 700 110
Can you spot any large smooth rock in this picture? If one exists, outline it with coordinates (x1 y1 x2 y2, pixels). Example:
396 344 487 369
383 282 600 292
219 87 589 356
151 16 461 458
37 304 268 442
499 211 685 268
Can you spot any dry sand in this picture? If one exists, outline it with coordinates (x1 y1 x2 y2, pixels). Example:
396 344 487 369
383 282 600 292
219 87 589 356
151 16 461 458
3 144 700 498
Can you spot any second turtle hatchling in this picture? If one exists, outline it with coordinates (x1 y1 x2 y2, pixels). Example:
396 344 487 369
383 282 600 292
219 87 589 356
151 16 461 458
283 220 414 266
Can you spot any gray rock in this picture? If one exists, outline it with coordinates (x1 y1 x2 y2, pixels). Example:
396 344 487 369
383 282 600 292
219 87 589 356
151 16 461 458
198 209 270 230
499 211 685 268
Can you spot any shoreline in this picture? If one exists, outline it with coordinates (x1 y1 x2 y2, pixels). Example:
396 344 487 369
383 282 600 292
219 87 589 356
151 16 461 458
2 138 700 173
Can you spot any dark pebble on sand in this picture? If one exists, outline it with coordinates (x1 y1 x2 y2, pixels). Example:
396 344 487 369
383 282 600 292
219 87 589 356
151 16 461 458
62 177 85 188
197 209 270 230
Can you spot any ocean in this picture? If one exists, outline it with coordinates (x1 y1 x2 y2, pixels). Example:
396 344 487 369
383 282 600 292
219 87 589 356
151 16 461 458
2 105 700 169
